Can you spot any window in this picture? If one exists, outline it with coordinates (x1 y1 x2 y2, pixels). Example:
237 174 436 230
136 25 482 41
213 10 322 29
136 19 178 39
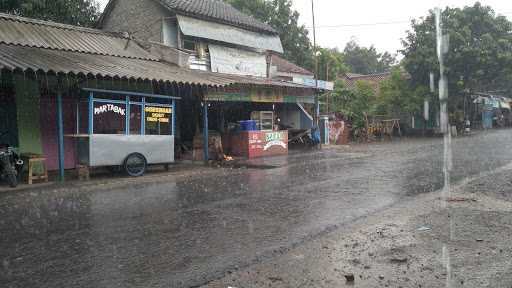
183 39 196 52
145 106 172 135
129 104 142 135
87 94 174 136
93 102 126 134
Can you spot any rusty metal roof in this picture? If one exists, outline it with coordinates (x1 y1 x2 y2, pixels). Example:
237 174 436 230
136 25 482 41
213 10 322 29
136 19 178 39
0 13 157 61
271 54 314 76
340 72 392 91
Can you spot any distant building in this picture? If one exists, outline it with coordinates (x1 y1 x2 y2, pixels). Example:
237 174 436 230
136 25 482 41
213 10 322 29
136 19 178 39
339 72 392 93
269 54 314 82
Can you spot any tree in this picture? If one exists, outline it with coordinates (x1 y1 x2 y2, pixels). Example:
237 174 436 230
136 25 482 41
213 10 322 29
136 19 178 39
343 40 397 75
401 2 512 111
0 0 101 27
327 79 376 129
226 0 314 70
377 68 426 117
317 47 348 81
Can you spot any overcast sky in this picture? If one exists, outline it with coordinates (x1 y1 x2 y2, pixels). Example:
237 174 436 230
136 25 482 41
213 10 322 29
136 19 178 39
97 0 512 56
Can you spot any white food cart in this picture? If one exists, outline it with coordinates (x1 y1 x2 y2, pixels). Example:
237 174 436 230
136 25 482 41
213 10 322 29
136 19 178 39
73 88 180 176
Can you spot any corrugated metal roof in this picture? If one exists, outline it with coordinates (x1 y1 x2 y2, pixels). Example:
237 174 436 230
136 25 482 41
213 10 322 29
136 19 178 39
157 0 277 34
0 44 228 86
0 13 310 90
0 44 312 89
0 13 157 60
177 15 283 53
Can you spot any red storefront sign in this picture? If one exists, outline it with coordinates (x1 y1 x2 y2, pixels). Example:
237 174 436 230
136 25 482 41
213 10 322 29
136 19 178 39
227 131 288 158
247 131 288 158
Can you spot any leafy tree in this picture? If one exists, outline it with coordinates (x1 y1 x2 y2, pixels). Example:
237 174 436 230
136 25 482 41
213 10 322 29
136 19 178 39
377 68 426 117
343 40 397 75
327 80 376 129
226 0 314 70
0 0 100 26
317 47 347 81
401 2 512 111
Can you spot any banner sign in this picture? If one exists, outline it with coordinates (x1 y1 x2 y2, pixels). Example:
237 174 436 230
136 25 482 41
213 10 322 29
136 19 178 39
292 77 334 91
94 104 126 116
248 131 288 157
209 44 267 77
145 106 172 123
206 91 315 104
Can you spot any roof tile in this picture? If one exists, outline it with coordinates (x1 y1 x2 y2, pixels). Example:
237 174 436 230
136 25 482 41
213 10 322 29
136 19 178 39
158 0 277 34
272 54 314 76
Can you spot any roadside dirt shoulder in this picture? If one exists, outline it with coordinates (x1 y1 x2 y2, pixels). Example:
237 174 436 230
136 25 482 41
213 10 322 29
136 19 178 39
205 167 512 288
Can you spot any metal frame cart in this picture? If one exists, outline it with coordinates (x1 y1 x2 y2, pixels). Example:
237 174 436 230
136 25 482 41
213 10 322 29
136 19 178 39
71 88 180 176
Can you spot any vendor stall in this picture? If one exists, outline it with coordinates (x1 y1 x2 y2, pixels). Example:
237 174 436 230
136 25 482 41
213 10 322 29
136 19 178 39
229 130 288 158
203 85 316 159
226 111 288 158
72 88 179 176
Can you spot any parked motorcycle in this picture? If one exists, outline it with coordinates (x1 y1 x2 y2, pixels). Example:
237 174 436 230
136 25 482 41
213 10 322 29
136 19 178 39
0 145 23 188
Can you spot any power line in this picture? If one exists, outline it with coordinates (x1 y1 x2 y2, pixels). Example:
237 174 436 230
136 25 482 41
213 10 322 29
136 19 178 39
309 20 411 29
306 12 512 29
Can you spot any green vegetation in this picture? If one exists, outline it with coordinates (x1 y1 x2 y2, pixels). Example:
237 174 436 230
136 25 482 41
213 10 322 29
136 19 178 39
377 69 427 117
323 80 375 130
343 40 397 75
0 0 101 27
402 2 512 112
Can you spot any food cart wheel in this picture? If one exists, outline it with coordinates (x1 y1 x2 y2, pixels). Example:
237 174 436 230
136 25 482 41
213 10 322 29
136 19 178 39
124 153 147 177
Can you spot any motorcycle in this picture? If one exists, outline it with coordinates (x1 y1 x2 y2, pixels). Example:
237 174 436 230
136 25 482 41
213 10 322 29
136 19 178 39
0 145 23 188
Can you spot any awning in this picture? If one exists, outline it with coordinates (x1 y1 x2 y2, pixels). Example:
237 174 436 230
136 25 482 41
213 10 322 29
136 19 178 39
177 15 284 53
205 91 315 104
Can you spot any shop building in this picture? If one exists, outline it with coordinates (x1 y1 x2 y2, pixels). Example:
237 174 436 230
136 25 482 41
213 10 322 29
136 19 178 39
99 0 327 160
0 7 325 182
0 12 255 179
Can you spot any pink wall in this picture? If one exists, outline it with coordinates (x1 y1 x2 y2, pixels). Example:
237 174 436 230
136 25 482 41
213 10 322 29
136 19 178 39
40 96 77 171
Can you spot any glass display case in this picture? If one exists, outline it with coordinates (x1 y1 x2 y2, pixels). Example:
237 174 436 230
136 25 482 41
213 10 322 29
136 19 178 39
251 111 274 131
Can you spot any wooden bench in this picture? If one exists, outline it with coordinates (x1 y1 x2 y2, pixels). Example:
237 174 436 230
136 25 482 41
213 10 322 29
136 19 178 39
22 154 49 185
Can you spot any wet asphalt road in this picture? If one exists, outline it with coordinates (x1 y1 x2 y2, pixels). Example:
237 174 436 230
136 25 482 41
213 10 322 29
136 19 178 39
1 129 512 288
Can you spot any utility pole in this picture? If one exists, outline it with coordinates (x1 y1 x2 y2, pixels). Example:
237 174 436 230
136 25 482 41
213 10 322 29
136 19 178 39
312 0 319 119
435 7 453 288
311 0 321 148
326 61 330 114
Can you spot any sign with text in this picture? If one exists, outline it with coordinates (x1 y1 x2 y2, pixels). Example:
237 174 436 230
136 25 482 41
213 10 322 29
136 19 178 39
247 131 288 158
292 77 334 91
206 91 315 104
145 106 172 123
94 104 126 116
